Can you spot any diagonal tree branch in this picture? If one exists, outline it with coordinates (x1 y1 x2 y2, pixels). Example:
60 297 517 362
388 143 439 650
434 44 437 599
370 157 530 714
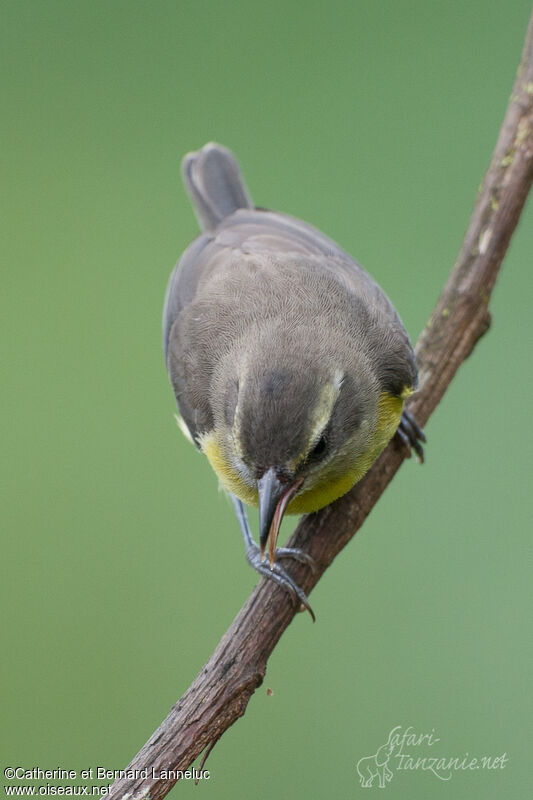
107 13 533 799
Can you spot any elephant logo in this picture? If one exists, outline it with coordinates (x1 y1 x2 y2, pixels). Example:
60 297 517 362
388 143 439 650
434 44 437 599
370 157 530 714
356 740 395 788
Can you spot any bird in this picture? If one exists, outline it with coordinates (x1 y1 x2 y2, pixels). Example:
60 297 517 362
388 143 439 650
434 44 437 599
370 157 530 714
163 143 425 619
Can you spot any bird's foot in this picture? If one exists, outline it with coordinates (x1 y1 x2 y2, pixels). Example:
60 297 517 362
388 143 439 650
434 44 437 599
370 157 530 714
231 493 316 620
274 545 317 571
396 409 426 463
244 540 316 622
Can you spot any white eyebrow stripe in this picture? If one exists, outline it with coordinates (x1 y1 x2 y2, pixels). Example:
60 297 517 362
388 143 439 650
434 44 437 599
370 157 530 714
306 370 345 450
307 414 330 449
332 369 344 392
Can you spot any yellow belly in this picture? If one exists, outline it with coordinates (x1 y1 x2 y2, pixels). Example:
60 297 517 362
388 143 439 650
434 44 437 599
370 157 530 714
200 391 404 514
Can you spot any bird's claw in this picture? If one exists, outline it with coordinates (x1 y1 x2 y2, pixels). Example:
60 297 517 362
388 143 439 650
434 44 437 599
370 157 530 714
231 492 315 621
245 542 316 622
396 409 426 463
274 545 317 573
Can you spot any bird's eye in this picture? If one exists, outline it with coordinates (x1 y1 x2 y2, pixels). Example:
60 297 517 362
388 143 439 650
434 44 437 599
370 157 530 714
310 435 327 459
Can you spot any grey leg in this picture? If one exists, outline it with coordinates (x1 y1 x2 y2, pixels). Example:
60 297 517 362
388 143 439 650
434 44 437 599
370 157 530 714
230 494 316 621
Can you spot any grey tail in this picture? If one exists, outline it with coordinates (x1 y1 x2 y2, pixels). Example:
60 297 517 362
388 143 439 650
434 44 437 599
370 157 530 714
181 142 254 232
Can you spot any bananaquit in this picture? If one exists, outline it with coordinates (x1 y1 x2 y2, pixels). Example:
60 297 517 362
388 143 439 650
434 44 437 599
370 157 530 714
163 143 425 617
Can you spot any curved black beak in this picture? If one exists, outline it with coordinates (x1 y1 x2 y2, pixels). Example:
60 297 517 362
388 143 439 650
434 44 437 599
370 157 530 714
258 468 286 554
258 468 303 567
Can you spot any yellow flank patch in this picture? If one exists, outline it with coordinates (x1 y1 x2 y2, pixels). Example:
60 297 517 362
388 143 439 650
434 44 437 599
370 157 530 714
287 468 362 514
400 385 414 399
200 430 259 506
376 390 405 439
200 390 406 515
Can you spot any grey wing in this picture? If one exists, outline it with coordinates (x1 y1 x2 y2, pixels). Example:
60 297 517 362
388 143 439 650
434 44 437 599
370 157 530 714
162 232 212 367
162 232 216 445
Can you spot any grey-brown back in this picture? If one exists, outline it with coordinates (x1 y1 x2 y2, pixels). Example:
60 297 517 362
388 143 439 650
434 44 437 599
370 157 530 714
163 144 417 445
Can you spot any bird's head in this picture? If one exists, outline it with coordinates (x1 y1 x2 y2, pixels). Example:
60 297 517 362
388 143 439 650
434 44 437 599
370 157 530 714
210 336 387 566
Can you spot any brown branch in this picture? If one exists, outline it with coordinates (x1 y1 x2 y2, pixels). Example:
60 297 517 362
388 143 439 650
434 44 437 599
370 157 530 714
107 14 533 800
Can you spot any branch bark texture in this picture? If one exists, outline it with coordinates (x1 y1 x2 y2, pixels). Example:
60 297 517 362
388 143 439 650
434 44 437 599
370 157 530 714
107 14 533 799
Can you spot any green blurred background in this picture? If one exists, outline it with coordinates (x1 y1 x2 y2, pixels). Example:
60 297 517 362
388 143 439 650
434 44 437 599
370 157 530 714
2 1 532 798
